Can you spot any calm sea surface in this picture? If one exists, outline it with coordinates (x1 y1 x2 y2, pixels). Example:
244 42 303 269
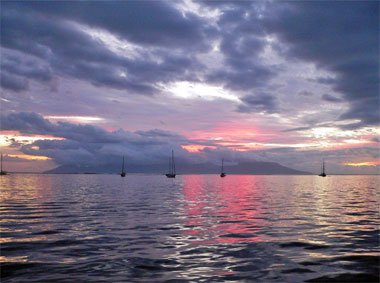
1 174 379 282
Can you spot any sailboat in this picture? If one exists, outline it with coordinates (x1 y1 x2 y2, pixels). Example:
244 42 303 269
165 150 176 178
318 159 326 177
0 153 7 176
220 158 226 177
120 156 126 177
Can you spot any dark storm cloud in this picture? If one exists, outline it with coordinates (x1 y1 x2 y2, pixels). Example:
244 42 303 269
1 0 377 135
0 0 219 100
1 71 29 91
262 1 379 127
339 98 380 129
321 94 343 103
1 8 152 94
1 112 118 142
0 48 55 92
21 140 98 165
219 33 264 66
208 65 275 91
237 93 277 113
14 1 213 50
198 1 378 128
205 3 276 91
1 50 52 83
0 112 197 165
0 111 214 149
1 1 213 94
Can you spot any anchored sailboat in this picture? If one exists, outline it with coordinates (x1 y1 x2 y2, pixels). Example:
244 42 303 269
165 150 176 178
120 156 126 177
220 158 226 177
0 153 7 176
318 159 326 177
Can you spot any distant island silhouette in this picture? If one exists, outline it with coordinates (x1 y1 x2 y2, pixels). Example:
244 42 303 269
45 160 311 175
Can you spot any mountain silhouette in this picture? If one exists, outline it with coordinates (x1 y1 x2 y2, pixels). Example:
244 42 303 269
45 160 311 175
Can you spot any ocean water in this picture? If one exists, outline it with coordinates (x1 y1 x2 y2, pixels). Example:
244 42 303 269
1 174 379 282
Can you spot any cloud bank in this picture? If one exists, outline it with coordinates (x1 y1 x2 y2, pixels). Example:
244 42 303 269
1 1 378 174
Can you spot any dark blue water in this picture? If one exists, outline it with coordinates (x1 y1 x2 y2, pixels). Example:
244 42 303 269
1 174 379 282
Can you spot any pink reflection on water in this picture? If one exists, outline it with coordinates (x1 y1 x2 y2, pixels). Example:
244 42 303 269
0 174 57 205
181 175 268 244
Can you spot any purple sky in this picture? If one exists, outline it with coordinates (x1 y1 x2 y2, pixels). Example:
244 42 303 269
0 1 379 174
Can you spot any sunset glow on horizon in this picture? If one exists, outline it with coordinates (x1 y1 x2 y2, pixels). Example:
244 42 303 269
7 154 52 161
344 162 380 167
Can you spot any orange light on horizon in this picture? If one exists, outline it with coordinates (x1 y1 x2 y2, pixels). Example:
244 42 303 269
7 154 52 161
181 145 216 152
344 161 379 167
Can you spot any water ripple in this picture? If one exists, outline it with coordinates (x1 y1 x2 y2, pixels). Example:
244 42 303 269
1 174 379 282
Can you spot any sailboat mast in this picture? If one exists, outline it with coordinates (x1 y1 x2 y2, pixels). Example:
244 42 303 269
122 156 125 172
172 150 176 174
322 160 325 174
1 154 2 172
168 157 171 174
221 158 224 173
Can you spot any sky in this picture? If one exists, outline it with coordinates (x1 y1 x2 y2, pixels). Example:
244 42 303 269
0 0 379 174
